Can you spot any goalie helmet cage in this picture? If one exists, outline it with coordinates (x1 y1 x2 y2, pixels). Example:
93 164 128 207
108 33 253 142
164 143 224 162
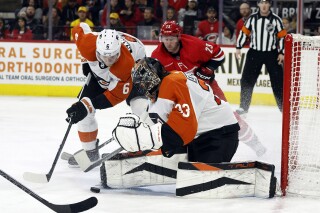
281 34 320 197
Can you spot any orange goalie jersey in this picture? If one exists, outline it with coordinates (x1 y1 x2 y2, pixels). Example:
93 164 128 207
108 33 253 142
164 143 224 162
148 72 238 145
72 24 137 106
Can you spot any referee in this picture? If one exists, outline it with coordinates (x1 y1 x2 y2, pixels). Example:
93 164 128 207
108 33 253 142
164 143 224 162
235 0 287 115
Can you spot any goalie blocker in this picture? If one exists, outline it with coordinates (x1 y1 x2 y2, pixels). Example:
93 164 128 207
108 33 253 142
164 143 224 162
100 152 276 198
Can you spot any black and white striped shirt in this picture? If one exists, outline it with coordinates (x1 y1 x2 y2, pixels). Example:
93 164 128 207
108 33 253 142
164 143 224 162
236 10 287 54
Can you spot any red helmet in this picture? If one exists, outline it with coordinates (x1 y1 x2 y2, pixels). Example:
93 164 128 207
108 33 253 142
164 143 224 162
160 21 182 37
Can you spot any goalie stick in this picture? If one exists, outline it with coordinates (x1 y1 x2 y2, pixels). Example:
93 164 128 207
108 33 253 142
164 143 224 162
0 169 98 213
23 121 73 183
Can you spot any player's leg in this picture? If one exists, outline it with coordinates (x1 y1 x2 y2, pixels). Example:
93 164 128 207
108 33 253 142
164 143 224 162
264 50 284 112
234 112 266 156
69 72 105 166
238 49 263 114
209 78 267 157
187 124 240 163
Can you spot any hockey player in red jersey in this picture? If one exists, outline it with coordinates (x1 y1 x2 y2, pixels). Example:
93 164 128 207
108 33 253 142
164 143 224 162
65 23 147 166
113 57 240 162
151 21 266 156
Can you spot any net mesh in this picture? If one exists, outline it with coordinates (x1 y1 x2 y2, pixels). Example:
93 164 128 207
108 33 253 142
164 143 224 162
287 34 320 196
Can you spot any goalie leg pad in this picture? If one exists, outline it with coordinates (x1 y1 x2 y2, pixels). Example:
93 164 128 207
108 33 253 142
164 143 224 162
176 161 276 199
100 150 188 188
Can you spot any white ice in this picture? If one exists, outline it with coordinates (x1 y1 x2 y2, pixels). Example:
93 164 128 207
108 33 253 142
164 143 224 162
0 96 319 213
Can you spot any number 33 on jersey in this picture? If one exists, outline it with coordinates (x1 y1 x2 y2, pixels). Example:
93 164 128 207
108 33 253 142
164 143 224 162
148 72 237 145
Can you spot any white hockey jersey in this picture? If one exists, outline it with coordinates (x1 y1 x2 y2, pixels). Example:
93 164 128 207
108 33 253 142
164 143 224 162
148 72 238 145
72 23 146 106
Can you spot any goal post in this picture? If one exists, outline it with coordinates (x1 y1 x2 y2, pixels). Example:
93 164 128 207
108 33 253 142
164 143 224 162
281 34 320 197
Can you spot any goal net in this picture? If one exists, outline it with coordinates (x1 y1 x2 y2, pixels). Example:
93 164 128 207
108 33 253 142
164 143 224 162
281 34 320 197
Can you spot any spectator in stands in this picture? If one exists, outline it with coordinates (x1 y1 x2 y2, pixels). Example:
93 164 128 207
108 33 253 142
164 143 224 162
168 0 187 13
282 17 295 34
235 1 251 46
61 0 80 26
166 6 177 22
197 0 218 18
196 7 223 43
19 5 43 39
137 7 160 27
100 0 122 27
70 6 94 40
84 0 101 26
109 12 126 32
43 0 63 11
11 17 33 40
217 24 236 45
178 0 202 35
17 0 43 20
42 7 63 40
137 7 160 40
154 0 164 21
119 0 143 36
136 0 154 13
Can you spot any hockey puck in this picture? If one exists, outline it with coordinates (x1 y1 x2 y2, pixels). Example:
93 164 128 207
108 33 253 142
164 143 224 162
90 187 100 193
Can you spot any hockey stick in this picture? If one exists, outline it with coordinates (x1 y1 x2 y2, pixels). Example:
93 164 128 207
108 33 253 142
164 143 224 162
75 147 124 172
0 169 98 212
61 137 114 161
74 113 149 172
73 137 123 172
23 122 73 183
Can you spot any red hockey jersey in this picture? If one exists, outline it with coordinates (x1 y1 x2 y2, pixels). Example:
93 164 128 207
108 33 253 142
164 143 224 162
151 34 224 74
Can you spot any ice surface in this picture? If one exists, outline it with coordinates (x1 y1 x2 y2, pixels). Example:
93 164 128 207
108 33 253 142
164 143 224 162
0 96 319 213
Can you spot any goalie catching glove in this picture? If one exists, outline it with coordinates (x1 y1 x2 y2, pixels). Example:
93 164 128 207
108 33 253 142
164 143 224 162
66 97 95 124
112 113 163 152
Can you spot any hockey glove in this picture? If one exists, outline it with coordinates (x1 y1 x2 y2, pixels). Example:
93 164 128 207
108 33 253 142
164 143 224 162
112 113 163 152
194 66 215 83
66 97 95 124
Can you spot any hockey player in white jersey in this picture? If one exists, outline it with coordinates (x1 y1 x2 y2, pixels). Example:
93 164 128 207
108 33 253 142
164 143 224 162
105 58 276 199
113 57 240 163
65 23 148 166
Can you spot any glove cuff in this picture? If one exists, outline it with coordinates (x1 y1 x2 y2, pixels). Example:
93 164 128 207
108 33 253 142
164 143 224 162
81 97 95 114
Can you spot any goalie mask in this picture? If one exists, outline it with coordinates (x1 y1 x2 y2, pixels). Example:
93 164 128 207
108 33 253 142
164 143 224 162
132 57 168 101
96 29 121 66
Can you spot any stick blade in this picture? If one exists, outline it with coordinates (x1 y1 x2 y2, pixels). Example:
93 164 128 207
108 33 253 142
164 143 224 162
73 150 93 172
23 172 49 183
48 196 98 213
61 152 73 161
